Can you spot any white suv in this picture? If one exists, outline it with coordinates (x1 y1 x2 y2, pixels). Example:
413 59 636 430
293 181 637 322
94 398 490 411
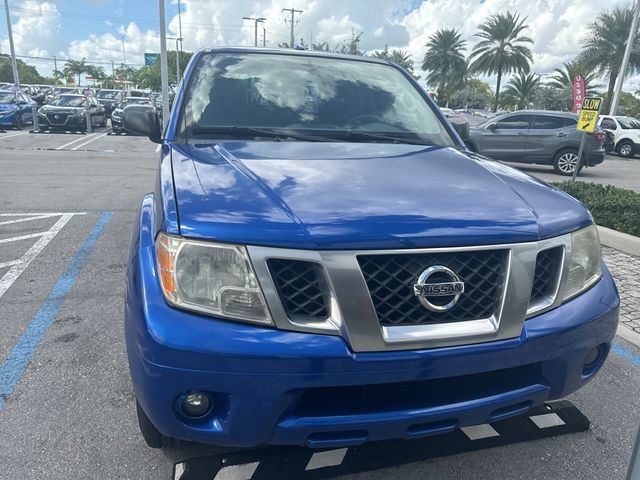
598 115 640 158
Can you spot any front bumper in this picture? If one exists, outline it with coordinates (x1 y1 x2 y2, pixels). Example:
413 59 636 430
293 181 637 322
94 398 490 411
125 195 620 448
0 110 18 126
37 113 86 130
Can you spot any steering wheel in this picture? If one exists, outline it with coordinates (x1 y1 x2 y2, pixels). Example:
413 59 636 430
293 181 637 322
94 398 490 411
346 114 385 128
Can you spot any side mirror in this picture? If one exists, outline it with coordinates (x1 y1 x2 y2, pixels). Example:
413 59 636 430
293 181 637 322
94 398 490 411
449 119 469 141
122 104 162 143
487 123 497 131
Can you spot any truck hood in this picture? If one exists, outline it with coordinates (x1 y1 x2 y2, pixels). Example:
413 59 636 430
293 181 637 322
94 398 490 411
170 142 592 249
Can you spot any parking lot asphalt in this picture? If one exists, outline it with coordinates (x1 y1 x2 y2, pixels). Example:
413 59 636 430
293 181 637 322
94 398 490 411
0 131 639 480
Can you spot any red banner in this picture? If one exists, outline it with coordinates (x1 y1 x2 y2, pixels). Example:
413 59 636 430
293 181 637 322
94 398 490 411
573 75 585 113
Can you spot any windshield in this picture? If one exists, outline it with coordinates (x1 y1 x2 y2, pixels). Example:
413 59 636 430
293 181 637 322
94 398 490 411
50 95 86 107
182 52 456 146
618 117 640 129
0 92 17 104
98 90 120 99
117 98 151 109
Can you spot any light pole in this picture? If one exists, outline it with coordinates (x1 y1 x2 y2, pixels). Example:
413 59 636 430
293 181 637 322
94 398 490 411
610 0 640 115
242 16 266 47
167 37 183 86
159 0 170 129
3 0 20 88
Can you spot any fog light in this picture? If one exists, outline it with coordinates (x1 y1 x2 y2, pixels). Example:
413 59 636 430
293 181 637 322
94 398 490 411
181 391 212 418
584 347 600 367
582 344 606 375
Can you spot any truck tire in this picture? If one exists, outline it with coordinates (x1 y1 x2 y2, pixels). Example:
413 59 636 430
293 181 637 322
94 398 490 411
617 140 635 158
553 148 583 176
136 400 175 449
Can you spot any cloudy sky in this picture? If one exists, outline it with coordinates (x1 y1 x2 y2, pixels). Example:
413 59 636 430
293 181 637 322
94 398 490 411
0 0 637 90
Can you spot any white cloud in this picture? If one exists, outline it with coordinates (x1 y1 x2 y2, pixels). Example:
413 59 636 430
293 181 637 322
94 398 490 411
0 1 62 58
3 0 639 92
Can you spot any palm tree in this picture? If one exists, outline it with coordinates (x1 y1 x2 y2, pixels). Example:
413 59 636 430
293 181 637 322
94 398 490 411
374 46 419 79
422 29 467 106
501 72 541 110
578 5 640 114
63 59 87 86
468 12 533 112
548 60 600 95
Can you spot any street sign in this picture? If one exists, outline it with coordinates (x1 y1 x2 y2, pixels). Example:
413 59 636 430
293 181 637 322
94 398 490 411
144 53 159 66
573 75 585 113
576 97 602 133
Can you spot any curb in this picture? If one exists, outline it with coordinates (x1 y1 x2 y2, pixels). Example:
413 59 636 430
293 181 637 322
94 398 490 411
598 226 640 257
617 324 640 348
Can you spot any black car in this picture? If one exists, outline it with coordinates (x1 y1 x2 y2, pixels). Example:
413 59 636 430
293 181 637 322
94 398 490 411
111 97 154 134
96 89 124 117
44 87 81 104
37 94 107 132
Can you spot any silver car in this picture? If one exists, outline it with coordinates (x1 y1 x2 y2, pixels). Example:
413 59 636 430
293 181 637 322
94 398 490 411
464 110 606 175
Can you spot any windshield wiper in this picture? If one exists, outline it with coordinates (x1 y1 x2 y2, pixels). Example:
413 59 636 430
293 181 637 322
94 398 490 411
190 126 333 142
334 130 434 146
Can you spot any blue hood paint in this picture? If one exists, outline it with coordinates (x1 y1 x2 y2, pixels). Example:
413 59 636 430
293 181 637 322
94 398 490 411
169 142 592 250
0 104 18 111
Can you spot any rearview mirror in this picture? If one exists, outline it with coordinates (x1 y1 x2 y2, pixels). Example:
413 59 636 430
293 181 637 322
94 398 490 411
122 104 162 143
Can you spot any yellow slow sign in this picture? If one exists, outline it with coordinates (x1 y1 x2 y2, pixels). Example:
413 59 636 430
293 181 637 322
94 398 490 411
577 97 602 133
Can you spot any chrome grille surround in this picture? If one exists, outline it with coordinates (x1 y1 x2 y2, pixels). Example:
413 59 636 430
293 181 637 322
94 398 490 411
249 234 573 352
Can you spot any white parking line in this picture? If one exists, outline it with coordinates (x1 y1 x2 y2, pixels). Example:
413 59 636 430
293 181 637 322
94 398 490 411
0 232 47 244
0 131 29 140
0 212 87 217
71 131 110 151
55 134 96 151
0 214 60 226
0 214 74 299
0 260 19 269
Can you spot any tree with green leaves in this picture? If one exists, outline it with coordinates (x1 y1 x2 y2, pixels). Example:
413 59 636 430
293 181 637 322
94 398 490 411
448 77 493 109
501 72 541 110
468 12 533 112
84 65 106 86
578 5 640 114
421 29 467 106
0 54 48 84
63 59 87 86
373 46 419 79
548 60 600 95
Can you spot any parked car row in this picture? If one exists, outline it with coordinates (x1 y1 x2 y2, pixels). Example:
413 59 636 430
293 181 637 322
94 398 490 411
0 85 164 133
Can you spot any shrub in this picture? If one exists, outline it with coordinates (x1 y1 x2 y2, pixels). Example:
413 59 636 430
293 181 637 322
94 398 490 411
553 181 640 237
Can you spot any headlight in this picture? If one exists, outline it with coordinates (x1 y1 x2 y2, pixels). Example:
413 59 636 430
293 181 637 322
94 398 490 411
155 232 273 325
561 224 602 301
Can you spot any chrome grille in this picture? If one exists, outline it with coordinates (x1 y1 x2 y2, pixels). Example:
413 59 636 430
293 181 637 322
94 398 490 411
358 250 508 326
267 259 329 321
530 247 563 304
46 112 69 125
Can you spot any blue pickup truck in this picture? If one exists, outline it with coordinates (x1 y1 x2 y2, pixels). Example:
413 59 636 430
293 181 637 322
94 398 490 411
123 48 619 449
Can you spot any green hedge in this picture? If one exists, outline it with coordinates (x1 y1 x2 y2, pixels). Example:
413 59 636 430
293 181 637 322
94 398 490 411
553 182 640 237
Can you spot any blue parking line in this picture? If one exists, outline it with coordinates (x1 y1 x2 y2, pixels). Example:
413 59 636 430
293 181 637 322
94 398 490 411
612 342 640 368
0 212 112 410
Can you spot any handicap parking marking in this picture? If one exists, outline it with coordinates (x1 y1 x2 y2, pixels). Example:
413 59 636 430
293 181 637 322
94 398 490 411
0 212 112 410
0 212 86 299
172 401 589 480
